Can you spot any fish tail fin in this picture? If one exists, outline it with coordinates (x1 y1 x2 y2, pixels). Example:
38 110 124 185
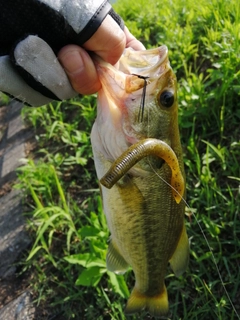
125 285 169 317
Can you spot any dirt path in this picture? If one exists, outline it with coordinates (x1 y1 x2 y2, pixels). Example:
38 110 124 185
0 101 35 319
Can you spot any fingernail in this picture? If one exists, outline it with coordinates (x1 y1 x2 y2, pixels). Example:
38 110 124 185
60 50 83 75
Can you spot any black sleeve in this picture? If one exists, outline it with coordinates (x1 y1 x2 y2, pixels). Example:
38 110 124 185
0 0 124 56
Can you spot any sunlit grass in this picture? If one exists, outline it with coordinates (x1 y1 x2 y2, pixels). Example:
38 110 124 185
15 0 240 318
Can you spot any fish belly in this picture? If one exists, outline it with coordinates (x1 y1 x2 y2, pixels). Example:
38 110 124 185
103 164 185 314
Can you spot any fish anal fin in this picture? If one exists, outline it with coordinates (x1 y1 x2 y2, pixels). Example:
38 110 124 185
106 239 129 274
125 285 169 317
169 223 189 277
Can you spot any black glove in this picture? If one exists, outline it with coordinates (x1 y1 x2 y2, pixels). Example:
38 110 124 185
0 0 124 106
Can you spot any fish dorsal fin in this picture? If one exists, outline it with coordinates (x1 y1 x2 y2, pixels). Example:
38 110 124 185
106 239 129 274
169 223 189 277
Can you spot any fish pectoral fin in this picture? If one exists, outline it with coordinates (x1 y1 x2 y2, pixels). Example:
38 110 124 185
125 285 169 317
169 223 189 277
106 239 129 274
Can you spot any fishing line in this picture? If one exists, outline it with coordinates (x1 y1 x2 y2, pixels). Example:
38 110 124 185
132 74 149 122
148 165 240 319
145 95 239 319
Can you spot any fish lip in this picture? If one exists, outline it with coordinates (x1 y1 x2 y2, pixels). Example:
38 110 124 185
119 45 169 78
93 45 170 88
94 46 170 110
123 46 171 94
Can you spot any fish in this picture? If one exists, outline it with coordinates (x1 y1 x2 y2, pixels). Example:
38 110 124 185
91 45 189 317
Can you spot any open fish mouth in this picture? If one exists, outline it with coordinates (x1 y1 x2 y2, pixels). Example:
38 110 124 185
100 138 184 204
121 45 170 97
119 45 169 76
94 45 170 95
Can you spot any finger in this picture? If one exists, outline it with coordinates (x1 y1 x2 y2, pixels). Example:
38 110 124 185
58 45 101 95
124 26 146 50
83 15 126 65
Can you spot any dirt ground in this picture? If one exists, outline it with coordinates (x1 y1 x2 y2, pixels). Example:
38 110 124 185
0 272 30 310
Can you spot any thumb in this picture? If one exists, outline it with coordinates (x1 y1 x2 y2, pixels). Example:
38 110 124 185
58 45 101 95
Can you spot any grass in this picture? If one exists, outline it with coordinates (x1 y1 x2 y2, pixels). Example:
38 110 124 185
14 0 240 319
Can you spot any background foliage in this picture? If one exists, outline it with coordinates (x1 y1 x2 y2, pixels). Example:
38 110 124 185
16 0 239 319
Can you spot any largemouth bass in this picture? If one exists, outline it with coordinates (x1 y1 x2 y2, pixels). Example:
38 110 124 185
91 46 189 317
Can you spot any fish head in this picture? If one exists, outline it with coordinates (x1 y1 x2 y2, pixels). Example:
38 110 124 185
92 45 180 165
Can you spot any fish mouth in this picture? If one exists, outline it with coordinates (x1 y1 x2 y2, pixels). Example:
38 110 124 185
119 45 169 77
122 45 170 93
94 45 170 95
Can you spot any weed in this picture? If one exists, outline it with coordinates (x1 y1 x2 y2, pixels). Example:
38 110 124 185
15 0 240 319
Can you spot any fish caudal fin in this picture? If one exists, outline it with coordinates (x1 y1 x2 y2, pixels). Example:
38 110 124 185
106 239 129 274
169 223 189 277
125 285 169 317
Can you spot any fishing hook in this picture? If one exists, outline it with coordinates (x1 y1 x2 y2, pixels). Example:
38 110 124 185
132 74 149 122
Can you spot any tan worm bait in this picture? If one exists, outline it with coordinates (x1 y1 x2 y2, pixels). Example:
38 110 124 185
100 138 184 204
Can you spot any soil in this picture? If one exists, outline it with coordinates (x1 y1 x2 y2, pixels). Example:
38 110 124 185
0 272 31 310
0 101 36 318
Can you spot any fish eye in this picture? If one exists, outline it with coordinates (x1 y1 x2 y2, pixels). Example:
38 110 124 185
159 90 174 108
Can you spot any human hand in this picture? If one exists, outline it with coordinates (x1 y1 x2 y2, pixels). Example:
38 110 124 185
58 19 145 95
0 0 144 106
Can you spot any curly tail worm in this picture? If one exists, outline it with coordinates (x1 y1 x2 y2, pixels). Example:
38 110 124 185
100 138 184 204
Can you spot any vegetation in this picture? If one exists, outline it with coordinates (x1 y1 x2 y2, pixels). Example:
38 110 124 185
16 0 239 319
